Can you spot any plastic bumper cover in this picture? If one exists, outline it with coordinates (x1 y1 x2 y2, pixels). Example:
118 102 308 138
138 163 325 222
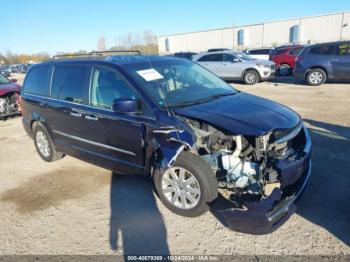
214 126 312 234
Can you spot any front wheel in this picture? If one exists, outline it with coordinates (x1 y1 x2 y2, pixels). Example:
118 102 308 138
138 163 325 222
153 151 218 217
306 68 326 86
243 70 260 85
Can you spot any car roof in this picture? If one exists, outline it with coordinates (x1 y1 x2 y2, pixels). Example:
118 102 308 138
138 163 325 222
247 47 274 50
196 51 242 56
308 40 348 47
37 55 184 67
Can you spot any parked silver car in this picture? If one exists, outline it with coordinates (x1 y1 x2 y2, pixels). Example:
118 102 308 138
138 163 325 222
193 51 276 85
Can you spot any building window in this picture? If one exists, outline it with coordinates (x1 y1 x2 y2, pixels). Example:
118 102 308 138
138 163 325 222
289 25 300 43
165 38 170 51
237 29 244 46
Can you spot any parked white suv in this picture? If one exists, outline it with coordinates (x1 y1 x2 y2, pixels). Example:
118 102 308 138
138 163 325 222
193 51 276 85
244 48 273 60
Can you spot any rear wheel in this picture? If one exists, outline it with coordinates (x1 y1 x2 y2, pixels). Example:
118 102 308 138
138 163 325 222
33 122 64 162
243 70 259 85
153 151 218 217
306 68 326 86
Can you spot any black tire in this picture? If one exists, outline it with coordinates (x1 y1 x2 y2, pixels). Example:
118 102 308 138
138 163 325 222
153 151 218 217
306 68 326 86
278 64 291 76
243 70 259 85
33 122 64 162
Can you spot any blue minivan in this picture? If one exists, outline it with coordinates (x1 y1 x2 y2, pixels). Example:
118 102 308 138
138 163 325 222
294 41 350 86
21 52 311 233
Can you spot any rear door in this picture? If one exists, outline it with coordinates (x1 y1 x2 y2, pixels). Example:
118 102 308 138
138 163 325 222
47 64 92 161
333 42 350 79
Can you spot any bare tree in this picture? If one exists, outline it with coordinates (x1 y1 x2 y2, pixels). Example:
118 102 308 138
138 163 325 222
143 30 157 45
97 35 106 51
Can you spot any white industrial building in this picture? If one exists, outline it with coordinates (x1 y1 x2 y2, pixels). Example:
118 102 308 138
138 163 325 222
158 11 350 54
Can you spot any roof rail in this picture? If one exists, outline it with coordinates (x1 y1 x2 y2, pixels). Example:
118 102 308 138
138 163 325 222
52 50 141 60
90 50 142 55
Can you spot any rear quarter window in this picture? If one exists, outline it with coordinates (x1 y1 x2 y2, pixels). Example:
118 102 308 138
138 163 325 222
23 65 51 96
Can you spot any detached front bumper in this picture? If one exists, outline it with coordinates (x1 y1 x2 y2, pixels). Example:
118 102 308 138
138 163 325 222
214 126 312 234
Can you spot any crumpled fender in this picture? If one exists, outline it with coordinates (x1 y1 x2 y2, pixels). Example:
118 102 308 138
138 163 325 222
150 126 195 171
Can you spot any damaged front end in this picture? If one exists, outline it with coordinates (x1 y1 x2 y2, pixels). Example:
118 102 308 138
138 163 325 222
0 93 20 119
178 116 311 234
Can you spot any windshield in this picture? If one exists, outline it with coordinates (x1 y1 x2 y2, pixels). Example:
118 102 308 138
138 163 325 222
0 74 10 85
235 53 256 61
124 59 238 108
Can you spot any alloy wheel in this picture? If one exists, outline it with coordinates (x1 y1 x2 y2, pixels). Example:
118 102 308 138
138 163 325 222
36 130 51 158
246 72 257 84
309 71 323 84
161 167 201 209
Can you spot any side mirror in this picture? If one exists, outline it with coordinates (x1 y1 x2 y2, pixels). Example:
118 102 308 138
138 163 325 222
232 58 240 63
11 79 17 83
112 98 138 114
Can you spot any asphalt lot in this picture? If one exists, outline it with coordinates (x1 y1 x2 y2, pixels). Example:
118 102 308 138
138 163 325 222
0 73 349 255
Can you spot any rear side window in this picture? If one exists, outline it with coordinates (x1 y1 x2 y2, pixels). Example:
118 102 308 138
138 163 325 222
51 65 90 104
198 54 223 62
23 65 51 96
309 45 334 55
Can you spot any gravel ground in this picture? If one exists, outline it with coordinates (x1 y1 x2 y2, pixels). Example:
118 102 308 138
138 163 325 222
0 74 349 256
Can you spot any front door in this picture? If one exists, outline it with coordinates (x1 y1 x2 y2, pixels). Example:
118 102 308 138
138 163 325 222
333 42 350 79
80 65 145 174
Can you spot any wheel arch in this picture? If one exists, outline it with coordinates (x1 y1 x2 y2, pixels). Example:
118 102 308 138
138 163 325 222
28 113 50 138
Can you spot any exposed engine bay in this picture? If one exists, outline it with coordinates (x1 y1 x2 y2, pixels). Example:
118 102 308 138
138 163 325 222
0 94 19 119
180 116 306 200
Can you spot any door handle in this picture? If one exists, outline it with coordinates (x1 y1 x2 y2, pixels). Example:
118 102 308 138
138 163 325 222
70 111 82 117
85 115 98 121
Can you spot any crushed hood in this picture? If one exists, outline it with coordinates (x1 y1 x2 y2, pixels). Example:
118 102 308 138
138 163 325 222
174 92 300 136
0 83 21 96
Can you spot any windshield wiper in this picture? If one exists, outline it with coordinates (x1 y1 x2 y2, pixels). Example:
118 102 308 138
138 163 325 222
169 92 237 108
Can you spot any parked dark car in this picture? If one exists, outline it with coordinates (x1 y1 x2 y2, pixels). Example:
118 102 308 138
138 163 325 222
9 65 19 73
19 65 29 74
271 45 304 76
0 69 11 78
21 52 311 233
173 52 197 60
294 41 350 86
0 74 21 119
0 65 11 77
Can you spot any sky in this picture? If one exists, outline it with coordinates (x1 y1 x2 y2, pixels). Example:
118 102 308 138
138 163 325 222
1 0 350 55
